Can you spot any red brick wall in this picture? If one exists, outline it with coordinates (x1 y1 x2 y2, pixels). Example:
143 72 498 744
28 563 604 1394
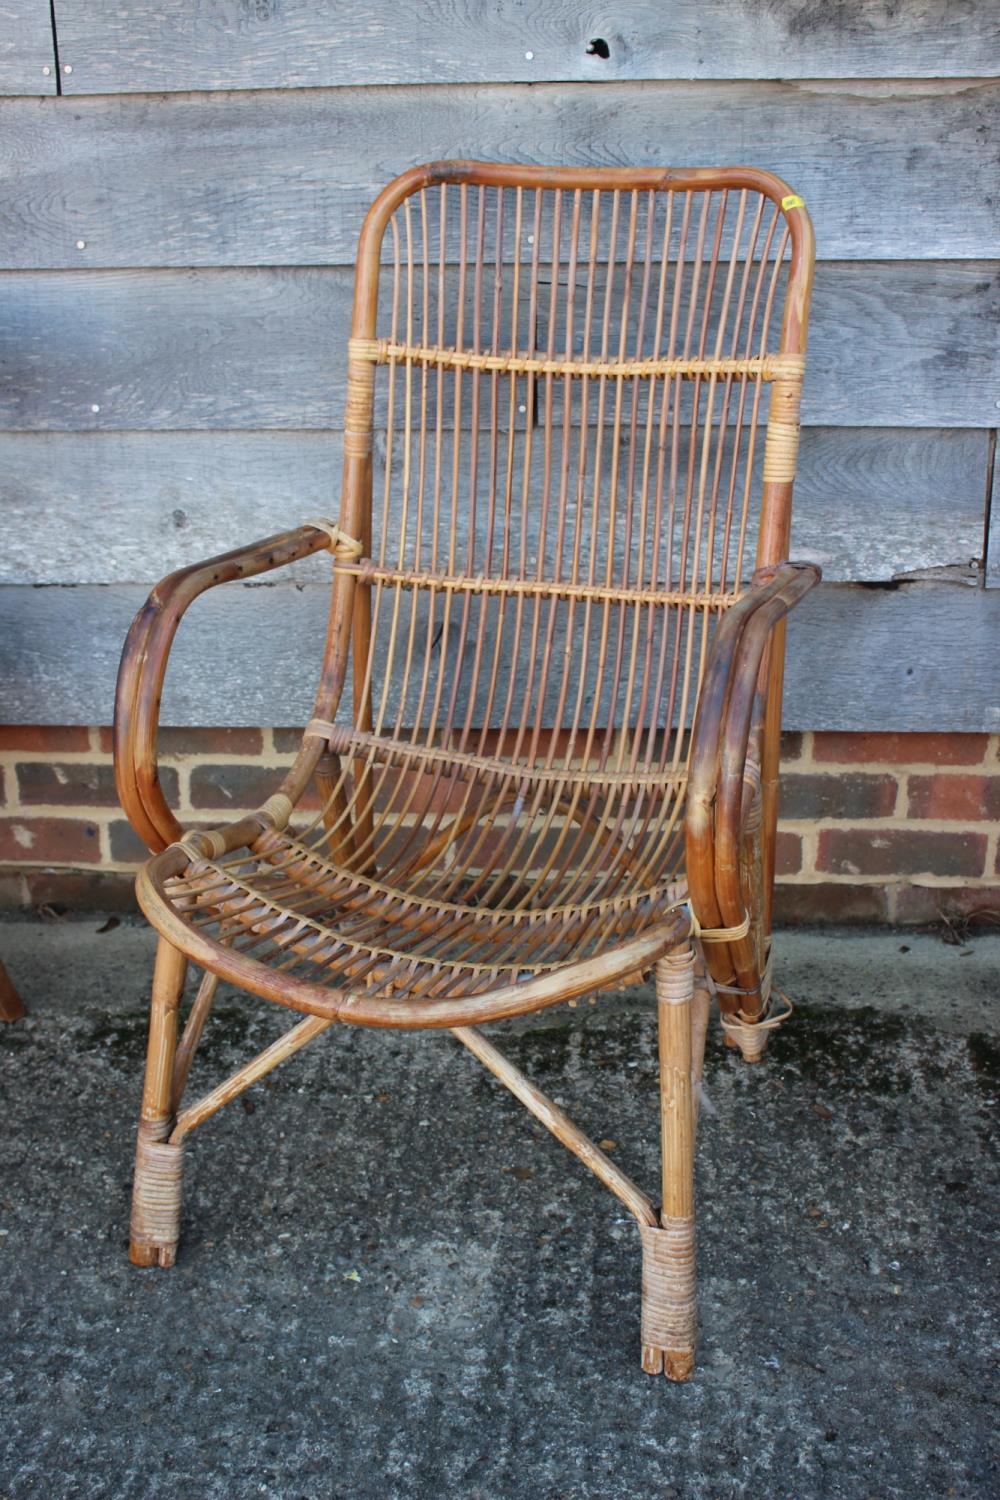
774 732 999 923
0 726 997 924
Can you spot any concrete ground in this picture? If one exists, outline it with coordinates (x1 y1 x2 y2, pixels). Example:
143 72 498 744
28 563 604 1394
0 915 997 1500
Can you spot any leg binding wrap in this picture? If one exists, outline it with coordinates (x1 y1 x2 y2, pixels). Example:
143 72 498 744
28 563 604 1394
640 1217 697 1381
130 1122 184 1268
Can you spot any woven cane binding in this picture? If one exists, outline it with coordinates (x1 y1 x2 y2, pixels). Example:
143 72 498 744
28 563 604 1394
640 1219 697 1365
130 1123 184 1265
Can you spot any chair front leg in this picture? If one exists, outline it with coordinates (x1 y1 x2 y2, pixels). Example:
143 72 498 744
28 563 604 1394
130 938 187 1268
641 941 698 1380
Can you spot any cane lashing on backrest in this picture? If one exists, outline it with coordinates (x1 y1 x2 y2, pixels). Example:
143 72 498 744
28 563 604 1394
307 169 802 928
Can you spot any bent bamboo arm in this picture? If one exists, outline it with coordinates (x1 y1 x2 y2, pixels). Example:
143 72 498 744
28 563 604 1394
114 525 336 853
685 561 820 991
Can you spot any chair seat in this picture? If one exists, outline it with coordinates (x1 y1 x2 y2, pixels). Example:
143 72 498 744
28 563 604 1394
139 733 690 1022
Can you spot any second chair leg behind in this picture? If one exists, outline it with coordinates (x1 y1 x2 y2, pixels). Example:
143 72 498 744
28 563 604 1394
0 959 26 1023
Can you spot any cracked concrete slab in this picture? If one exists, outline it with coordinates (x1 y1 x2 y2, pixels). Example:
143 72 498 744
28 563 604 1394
1 917 997 1498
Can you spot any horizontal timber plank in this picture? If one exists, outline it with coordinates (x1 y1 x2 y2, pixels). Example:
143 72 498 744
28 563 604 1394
1 580 998 732
807 263 999 430
0 3 56 95
788 428 988 583
988 436 1000 588
1 263 996 431
0 432 348 584
52 0 1000 93
3 80 997 266
0 428 988 587
785 582 1000 733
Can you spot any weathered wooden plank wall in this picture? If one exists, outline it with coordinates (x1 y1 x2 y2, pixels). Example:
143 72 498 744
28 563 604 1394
48 1 1000 91
4 428 986 587
988 438 1000 589
4 583 999 733
4 82 997 265
0 3 56 94
3 264 996 430
2 1 997 729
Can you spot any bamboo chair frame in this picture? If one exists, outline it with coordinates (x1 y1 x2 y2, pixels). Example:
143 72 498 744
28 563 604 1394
115 162 818 1380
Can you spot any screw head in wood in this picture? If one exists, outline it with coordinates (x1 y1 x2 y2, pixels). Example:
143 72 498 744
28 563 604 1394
76 240 86 250
63 64 72 74
42 65 51 76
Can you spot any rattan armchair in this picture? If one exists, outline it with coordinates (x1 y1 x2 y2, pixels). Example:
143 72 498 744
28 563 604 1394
115 162 818 1380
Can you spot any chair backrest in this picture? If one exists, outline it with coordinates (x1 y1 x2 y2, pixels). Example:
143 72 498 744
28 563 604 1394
316 164 813 900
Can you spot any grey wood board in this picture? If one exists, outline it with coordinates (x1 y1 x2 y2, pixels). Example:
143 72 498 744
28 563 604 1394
0 266 345 432
0 431 349 584
987 435 999 588
0 428 989 588
788 429 988 583
2 579 997 732
2 262 997 432
51 0 1000 93
4 80 998 267
806 263 999 431
783 582 1000 733
0 4 56 95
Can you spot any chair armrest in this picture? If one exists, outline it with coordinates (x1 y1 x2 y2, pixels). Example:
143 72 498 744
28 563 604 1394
114 525 336 853
685 561 820 966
